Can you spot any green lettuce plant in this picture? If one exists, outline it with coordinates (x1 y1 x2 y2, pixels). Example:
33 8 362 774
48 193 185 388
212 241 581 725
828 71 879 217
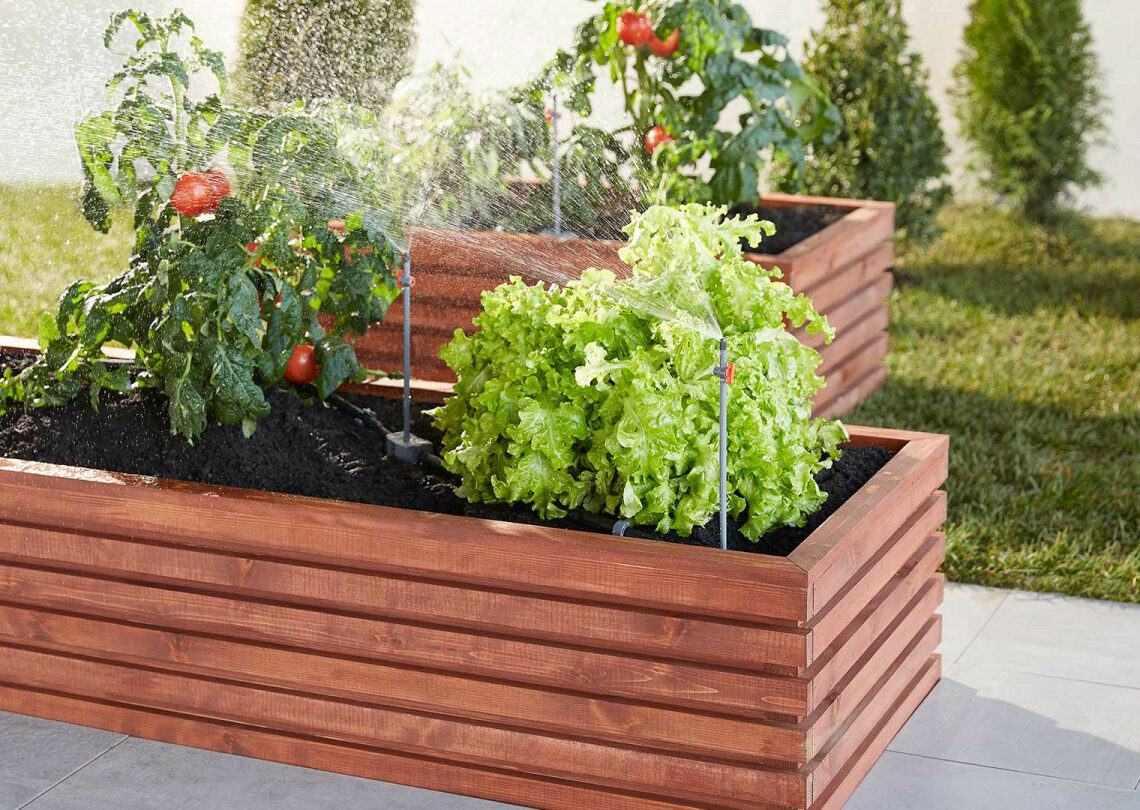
432 204 848 540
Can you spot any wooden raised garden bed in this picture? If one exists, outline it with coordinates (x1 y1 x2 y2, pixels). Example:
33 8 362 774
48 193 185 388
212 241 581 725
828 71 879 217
0 340 946 809
351 193 895 419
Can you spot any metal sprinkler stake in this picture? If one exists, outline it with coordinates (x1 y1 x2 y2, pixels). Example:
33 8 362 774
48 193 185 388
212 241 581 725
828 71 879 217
550 91 562 237
385 251 432 464
714 338 734 550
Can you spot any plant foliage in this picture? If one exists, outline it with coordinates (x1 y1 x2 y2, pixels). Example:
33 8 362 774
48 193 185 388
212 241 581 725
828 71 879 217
0 9 401 440
531 0 841 209
952 0 1106 224
776 0 951 244
233 0 416 110
432 204 848 540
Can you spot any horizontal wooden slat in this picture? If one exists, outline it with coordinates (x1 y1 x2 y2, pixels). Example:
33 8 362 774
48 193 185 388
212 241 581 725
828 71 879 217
814 334 890 412
748 204 894 289
0 522 809 671
798 243 893 314
0 644 807 808
815 364 888 420
0 604 809 765
790 434 949 612
805 493 947 657
0 563 808 717
0 460 811 625
807 584 942 758
804 617 940 803
806 534 944 706
819 331 889 379
0 685 735 810
795 273 893 351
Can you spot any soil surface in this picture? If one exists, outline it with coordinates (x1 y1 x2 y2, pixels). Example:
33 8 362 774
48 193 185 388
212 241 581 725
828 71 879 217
728 203 846 256
524 202 844 254
0 352 891 556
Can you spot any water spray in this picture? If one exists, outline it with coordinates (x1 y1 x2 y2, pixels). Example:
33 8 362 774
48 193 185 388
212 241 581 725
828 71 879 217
385 250 432 464
713 338 734 550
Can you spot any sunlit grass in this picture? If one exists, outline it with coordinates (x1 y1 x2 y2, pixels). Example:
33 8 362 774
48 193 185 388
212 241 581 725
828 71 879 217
850 204 1140 603
0 184 130 339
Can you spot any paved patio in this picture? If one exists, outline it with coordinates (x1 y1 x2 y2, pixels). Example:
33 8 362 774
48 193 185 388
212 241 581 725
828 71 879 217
1 583 1138 809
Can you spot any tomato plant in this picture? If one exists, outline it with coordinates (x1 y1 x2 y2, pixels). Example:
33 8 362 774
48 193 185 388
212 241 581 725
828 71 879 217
170 172 219 217
616 11 652 46
647 28 680 56
535 0 841 207
644 125 674 154
284 345 319 384
0 10 401 441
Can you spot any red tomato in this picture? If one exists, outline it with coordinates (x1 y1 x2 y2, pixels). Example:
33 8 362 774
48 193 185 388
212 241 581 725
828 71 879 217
245 241 262 268
648 28 680 56
205 168 231 203
617 11 652 46
284 344 319 384
644 125 676 154
169 172 216 218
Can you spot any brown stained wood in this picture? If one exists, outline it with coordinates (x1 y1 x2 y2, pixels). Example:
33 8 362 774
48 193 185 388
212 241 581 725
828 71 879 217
805 537 944 705
805 588 942 760
805 493 947 656
803 617 940 804
808 659 940 810
815 308 890 376
794 273 893 350
748 206 894 291
813 334 890 413
791 434 949 614
0 689 748 810
0 522 810 671
0 564 809 717
818 332 889 380
815 365 888 421
0 644 808 808
795 243 893 314
0 605 808 765
0 461 811 625
0 334 946 807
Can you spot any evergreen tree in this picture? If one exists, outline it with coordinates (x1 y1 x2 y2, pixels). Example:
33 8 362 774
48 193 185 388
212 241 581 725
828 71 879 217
778 0 950 244
233 0 416 110
952 0 1105 224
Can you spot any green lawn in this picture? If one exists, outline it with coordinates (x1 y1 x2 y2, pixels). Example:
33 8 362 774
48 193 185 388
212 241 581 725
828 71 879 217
0 184 129 338
1 186 1137 602
850 205 1140 603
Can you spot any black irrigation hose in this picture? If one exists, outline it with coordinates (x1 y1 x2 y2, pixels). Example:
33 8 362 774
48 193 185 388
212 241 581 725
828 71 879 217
328 396 640 535
328 392 451 475
328 392 393 434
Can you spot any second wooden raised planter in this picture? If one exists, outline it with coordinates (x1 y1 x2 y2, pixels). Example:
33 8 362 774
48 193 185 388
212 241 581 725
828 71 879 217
350 193 895 418
0 363 946 809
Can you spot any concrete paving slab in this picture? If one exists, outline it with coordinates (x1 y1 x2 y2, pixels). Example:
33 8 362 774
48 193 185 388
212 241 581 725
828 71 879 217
21 736 514 810
888 662 1140 788
847 751 1140 810
0 711 124 809
958 590 1140 688
937 582 1009 668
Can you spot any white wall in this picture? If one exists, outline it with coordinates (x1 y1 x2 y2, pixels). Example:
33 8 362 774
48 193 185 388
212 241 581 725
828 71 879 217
1 0 1135 217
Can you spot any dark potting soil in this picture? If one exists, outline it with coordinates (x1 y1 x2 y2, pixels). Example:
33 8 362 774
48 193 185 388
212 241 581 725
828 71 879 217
727 203 846 256
519 203 844 253
0 352 891 556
